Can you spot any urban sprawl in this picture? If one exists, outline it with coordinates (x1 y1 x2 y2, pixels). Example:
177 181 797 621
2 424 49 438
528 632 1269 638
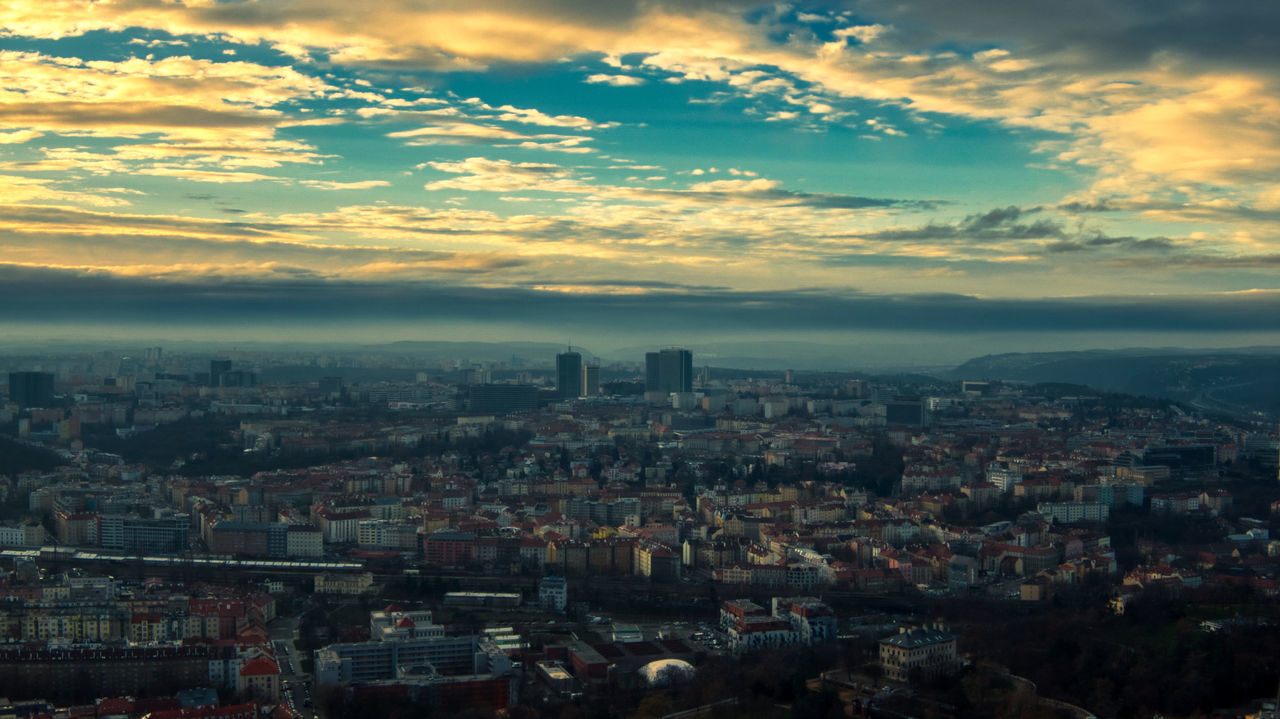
0 346 1279 719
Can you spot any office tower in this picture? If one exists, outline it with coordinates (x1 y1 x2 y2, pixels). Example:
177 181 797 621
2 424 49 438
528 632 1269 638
583 362 600 397
645 348 692 394
885 396 927 428
459 368 489 386
209 359 232 386
8 371 55 408
469 384 538 414
556 349 583 398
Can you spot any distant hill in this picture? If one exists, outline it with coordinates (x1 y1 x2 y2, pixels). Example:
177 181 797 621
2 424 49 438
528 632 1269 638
359 341 602 364
611 341 954 373
952 348 1280 419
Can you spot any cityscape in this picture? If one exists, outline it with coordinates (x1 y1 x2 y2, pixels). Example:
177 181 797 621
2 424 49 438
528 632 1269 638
3 0 1280 718
0 343 1278 719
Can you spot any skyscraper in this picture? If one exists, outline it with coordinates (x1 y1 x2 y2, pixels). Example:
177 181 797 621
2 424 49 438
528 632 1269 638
583 362 600 397
644 348 693 394
8 371 55 408
209 358 232 387
556 349 583 398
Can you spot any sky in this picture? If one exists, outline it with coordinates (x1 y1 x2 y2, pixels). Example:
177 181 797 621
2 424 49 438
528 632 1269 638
2 0 1280 365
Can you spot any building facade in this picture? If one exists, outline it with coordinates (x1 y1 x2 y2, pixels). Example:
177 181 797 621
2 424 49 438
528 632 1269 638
879 625 958 682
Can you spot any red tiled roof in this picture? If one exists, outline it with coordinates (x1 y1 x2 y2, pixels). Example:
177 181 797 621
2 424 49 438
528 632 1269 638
239 655 279 676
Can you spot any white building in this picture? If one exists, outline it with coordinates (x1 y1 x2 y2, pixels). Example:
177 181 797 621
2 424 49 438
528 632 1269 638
986 461 1023 493
539 575 567 611
1036 501 1110 524
725 615 799 652
358 520 420 550
286 524 323 558
0 521 45 547
370 609 445 641
771 597 837 644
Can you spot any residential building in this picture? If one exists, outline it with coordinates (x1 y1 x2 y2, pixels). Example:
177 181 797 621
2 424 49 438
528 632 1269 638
879 625 958 682
236 655 280 702
771 596 837 644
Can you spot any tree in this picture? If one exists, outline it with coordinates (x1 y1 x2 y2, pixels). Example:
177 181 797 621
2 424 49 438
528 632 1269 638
630 692 671 719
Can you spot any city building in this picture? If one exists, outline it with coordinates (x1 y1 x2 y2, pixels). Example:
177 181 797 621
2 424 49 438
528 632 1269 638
236 655 280 702
0 645 235 702
986 461 1023 493
879 624 958 682
645 348 693 395
8 371 54 408
719 602 798 653
99 513 190 554
370 609 446 641
423 531 477 566
885 396 927 428
209 359 232 384
539 575 567 611
771 597 837 644
1036 501 1111 524
315 633 511 684
314 572 374 595
469 384 538 414
564 496 640 527
556 350 583 399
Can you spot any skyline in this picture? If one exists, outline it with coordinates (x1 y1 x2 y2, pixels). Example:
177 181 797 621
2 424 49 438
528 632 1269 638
3 1 1280 359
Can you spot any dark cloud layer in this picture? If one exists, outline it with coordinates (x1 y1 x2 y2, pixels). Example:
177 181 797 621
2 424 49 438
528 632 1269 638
861 0 1280 70
5 264 1278 334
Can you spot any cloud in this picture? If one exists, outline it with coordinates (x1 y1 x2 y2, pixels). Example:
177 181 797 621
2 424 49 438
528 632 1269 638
846 206 1064 244
0 203 535 283
300 179 392 190
687 178 779 193
422 157 587 193
585 73 647 86
387 120 594 152
419 156 915 210
0 129 42 144
833 25 888 44
5 1 1279 213
0 2 1275 314
0 52 335 183
490 104 617 130
4 262 1279 337
0 175 135 208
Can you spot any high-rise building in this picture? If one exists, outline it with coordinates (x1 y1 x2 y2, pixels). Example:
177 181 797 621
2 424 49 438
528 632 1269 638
556 350 583 398
209 359 232 387
885 396 927 427
469 384 538 414
8 372 55 408
583 362 600 397
645 348 692 394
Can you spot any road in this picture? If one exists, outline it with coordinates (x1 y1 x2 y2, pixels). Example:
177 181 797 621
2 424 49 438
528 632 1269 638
270 613 315 719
